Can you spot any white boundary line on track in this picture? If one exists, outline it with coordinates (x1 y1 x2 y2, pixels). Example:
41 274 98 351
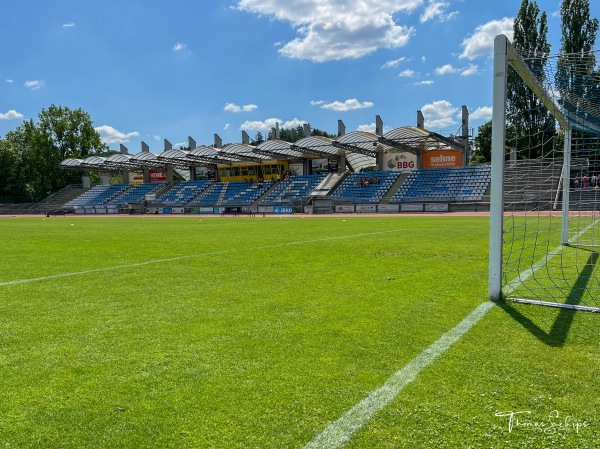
0 229 415 288
303 227 581 448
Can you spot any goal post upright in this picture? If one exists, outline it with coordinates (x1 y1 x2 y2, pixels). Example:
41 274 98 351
488 34 508 302
562 127 572 246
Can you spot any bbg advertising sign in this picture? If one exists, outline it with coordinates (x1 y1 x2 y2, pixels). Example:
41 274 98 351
383 152 417 171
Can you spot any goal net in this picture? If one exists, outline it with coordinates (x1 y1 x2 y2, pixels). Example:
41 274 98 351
489 34 600 312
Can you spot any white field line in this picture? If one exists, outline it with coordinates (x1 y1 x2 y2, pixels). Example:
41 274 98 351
303 301 495 449
0 229 414 288
303 219 600 448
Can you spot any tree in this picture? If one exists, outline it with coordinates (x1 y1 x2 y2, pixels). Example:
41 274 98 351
5 105 107 199
560 0 598 59
311 128 337 139
250 132 264 146
266 124 337 143
557 0 599 124
0 140 28 199
507 0 555 159
556 0 599 157
472 121 492 163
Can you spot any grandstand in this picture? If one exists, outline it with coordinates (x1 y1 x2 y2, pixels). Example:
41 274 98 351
189 180 275 207
46 115 499 215
260 174 327 205
392 166 491 203
331 170 402 203
108 182 167 206
501 159 563 210
151 180 213 207
64 184 130 208
55 165 494 214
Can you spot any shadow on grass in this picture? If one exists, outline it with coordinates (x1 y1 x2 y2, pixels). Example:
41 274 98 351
498 251 598 347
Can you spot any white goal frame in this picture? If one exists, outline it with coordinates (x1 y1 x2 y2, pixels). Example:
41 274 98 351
488 34 600 313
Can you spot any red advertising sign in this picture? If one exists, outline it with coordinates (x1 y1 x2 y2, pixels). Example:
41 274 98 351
149 170 167 182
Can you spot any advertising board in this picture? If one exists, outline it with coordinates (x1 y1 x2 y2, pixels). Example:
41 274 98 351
273 206 294 214
401 203 424 212
336 205 355 213
383 152 418 171
425 203 449 212
377 204 400 213
422 150 462 168
356 204 376 213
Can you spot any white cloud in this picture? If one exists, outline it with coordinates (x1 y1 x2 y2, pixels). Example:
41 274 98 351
381 57 407 69
24 80 44 90
236 0 421 62
356 123 391 133
310 100 325 106
95 125 140 144
172 42 187 52
420 100 459 128
435 63 478 76
460 17 513 60
224 123 230 130
153 135 161 142
415 80 434 85
420 1 458 23
399 69 416 77
62 22 75 29
240 117 307 131
0 110 24 120
6 79 13 84
460 64 478 76
470 106 492 121
224 102 258 113
280 118 308 129
320 99 374 112
435 64 458 75
357 123 377 133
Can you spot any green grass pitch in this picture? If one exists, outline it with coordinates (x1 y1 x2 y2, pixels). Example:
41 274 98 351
0 215 597 448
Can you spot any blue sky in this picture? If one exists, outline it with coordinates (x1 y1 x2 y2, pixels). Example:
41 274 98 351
1 0 598 152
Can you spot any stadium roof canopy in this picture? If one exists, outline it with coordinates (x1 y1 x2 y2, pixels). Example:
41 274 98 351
188 146 240 165
156 149 198 169
254 140 306 159
219 143 271 162
381 126 465 154
59 124 466 173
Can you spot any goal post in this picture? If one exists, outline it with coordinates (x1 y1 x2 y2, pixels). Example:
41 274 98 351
488 34 600 313
488 35 508 302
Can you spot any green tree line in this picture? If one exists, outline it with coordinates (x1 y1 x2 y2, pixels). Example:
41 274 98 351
249 125 336 146
1 105 108 202
471 0 598 163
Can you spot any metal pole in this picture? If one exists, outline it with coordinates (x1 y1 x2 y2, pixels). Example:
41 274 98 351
562 127 572 245
488 35 508 301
